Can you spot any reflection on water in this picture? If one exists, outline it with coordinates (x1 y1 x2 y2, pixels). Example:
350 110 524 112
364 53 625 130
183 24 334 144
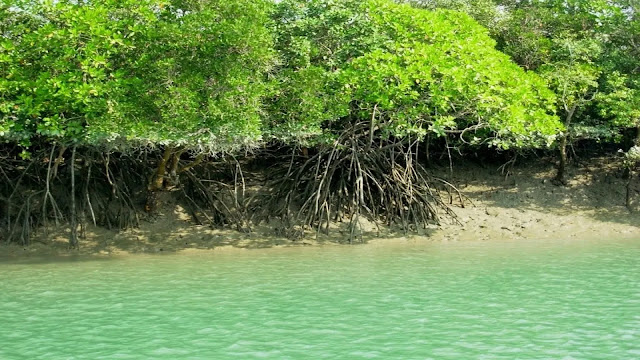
1 238 639 359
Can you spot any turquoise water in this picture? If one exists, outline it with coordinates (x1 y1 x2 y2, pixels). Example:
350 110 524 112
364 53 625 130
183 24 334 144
1 238 640 359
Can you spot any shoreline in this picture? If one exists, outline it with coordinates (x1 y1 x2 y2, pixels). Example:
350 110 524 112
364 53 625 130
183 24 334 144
1 156 638 259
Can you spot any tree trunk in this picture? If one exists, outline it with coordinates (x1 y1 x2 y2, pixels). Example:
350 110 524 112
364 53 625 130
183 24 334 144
554 134 568 185
626 174 633 210
69 146 79 248
626 126 640 210
554 105 577 186
145 146 173 213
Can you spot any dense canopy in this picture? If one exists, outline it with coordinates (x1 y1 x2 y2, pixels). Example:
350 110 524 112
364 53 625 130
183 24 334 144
1 0 275 153
270 0 562 149
2 0 563 153
409 0 640 181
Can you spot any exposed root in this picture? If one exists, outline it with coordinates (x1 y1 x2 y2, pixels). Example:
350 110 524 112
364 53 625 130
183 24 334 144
0 138 464 247
0 146 146 245
178 158 254 232
263 122 459 243
497 153 517 180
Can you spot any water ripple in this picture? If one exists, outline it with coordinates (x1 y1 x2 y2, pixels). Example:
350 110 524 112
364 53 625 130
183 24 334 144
1 238 639 359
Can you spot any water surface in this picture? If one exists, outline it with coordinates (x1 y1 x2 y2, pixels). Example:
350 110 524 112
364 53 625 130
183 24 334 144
1 238 639 359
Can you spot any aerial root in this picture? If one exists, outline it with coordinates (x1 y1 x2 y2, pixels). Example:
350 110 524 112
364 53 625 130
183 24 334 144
263 122 460 243
0 147 145 245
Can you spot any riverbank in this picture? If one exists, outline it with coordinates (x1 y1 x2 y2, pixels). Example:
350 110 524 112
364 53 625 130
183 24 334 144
1 156 638 259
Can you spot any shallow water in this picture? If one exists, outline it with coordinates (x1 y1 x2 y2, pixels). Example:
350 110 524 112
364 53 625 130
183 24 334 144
1 238 640 359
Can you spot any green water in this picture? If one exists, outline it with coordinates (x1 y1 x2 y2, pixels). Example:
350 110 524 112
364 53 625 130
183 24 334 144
1 238 640 359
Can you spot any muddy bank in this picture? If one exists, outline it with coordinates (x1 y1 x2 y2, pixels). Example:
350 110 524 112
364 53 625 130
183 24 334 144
1 156 638 259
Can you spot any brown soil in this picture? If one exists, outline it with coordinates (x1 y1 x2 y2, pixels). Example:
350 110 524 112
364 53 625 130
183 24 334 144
1 156 638 259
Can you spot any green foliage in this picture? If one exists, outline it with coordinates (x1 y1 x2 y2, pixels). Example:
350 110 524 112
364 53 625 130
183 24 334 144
537 36 602 123
266 0 380 144
416 0 640 146
266 66 349 145
0 0 275 153
271 0 562 149
597 73 640 130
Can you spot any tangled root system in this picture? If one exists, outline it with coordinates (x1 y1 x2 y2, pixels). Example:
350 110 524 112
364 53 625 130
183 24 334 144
1 131 464 246
0 146 146 245
263 122 460 242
